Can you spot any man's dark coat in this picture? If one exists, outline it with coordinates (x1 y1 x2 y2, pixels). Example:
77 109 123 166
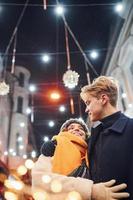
89 112 133 200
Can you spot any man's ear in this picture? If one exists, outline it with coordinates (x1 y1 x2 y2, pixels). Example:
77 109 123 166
100 94 109 105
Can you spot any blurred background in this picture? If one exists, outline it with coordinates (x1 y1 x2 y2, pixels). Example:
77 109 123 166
0 0 133 199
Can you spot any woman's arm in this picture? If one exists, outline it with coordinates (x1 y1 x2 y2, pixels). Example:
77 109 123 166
40 140 57 156
32 155 93 199
32 155 129 200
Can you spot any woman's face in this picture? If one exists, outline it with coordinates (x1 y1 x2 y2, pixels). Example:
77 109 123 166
67 123 86 140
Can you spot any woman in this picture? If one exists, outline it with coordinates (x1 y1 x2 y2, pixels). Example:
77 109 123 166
41 118 90 177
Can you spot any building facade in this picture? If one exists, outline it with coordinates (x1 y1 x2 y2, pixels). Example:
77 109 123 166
0 64 34 167
0 56 10 162
102 0 133 117
9 66 30 154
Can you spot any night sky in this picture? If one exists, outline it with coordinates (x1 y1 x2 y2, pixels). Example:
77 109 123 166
0 0 122 153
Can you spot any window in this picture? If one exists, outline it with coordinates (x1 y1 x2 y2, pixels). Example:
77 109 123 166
19 72 24 87
17 96 23 113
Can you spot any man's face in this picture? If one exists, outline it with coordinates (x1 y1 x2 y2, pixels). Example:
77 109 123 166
67 123 86 140
82 93 104 122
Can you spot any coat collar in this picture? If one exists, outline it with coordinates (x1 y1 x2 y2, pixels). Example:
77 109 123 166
89 113 129 158
108 113 129 134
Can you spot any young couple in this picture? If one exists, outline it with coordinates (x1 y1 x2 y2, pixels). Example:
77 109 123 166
32 76 133 200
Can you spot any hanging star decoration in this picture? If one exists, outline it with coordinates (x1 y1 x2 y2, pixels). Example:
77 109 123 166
63 25 79 89
63 69 79 89
0 81 9 95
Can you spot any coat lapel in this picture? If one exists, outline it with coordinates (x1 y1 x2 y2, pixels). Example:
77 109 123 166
89 123 103 159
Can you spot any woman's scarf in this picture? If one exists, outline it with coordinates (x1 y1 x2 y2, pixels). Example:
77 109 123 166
51 131 88 175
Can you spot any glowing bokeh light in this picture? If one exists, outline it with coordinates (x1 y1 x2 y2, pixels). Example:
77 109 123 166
66 191 82 200
17 165 27 176
33 191 48 200
55 5 64 15
44 136 49 142
48 120 55 127
50 180 62 193
29 84 36 92
4 191 18 200
59 105 66 112
25 159 34 169
50 92 61 100
42 175 52 183
90 50 99 59
115 3 124 13
42 54 50 63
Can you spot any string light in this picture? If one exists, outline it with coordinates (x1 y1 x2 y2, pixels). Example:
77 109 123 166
48 120 55 127
90 50 99 59
59 105 66 112
115 3 124 13
55 4 64 15
31 150 37 158
44 136 49 142
42 53 50 63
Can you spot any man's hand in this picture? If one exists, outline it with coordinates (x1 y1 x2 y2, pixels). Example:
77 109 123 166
92 179 129 200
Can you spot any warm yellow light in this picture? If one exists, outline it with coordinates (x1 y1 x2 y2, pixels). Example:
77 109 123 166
33 191 49 200
50 92 60 100
42 175 51 183
4 179 13 189
65 191 82 200
50 180 62 193
17 165 27 175
4 179 24 190
25 159 34 169
13 180 24 190
4 191 18 200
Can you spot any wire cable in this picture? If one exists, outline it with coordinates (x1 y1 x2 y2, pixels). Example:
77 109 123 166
56 0 99 77
0 3 116 7
2 0 30 79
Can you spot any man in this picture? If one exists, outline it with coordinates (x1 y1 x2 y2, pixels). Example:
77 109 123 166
80 76 133 199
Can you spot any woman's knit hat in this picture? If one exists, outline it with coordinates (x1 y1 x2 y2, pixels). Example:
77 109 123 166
60 118 90 137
